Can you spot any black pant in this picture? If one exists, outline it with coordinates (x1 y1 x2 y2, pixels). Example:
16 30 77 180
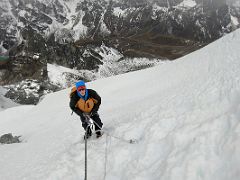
80 113 103 132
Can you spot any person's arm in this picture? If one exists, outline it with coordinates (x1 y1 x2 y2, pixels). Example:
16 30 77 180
89 89 101 113
70 93 84 118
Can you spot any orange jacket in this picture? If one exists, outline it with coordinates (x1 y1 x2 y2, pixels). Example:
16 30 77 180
69 87 101 114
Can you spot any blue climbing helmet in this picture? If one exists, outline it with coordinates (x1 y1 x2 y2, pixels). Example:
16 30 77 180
75 80 88 100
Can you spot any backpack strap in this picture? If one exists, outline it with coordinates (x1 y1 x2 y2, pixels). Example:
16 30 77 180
69 86 77 98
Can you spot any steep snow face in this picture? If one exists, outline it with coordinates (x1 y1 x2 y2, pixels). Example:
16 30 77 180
0 29 240 180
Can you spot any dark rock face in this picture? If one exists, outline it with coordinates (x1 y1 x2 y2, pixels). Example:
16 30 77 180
0 0 239 104
4 79 60 105
0 133 21 144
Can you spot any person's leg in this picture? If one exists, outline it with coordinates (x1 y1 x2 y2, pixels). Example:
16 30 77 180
91 113 103 135
80 116 87 129
80 116 92 137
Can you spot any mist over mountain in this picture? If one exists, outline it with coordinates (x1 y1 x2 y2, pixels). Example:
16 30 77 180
0 0 239 104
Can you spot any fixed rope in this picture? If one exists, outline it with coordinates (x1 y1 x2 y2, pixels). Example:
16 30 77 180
84 117 95 180
85 114 137 144
84 125 88 180
83 114 137 180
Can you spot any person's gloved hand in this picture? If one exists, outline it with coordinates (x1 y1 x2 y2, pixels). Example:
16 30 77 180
82 113 90 119
90 111 98 117
86 127 92 136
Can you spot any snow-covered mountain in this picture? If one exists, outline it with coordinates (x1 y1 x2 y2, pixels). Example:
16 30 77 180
0 0 238 46
0 26 239 180
0 0 239 104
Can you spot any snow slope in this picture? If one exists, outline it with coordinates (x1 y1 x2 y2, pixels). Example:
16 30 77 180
0 29 240 180
0 86 18 111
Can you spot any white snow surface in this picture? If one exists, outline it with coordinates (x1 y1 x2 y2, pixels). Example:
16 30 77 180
113 7 128 17
176 0 197 8
47 63 82 87
231 15 239 26
1 29 240 180
0 41 8 54
0 86 18 111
